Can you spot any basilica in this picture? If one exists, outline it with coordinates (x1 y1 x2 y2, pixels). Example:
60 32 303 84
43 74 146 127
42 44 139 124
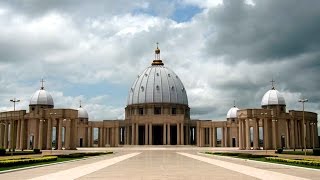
0 46 318 150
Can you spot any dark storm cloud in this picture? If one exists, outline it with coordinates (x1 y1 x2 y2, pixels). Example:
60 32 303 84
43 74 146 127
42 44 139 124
205 0 320 62
0 0 145 18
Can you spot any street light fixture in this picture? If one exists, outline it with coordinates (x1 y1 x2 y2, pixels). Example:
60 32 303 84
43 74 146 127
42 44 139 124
298 99 308 156
10 98 20 156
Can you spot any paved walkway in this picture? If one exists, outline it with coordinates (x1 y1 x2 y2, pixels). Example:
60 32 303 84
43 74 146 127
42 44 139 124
0 147 319 180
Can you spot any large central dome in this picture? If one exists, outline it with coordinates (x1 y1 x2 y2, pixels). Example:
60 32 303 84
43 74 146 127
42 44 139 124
127 46 188 106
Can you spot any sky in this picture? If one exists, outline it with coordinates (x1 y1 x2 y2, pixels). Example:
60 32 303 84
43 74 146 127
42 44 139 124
0 0 319 131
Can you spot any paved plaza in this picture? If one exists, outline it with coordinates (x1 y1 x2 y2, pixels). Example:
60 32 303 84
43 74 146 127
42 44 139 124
0 147 319 180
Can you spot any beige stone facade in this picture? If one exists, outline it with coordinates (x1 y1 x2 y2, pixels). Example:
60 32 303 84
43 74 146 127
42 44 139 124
0 96 318 150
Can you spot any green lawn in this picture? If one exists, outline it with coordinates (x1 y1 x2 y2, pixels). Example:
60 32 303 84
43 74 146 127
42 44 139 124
0 152 113 172
0 157 81 172
204 152 320 169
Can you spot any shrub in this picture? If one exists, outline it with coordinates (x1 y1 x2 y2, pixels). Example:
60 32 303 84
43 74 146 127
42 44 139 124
275 148 283 154
33 149 41 154
313 148 320 156
237 153 253 158
57 153 84 158
0 156 57 167
0 148 6 156
265 157 320 166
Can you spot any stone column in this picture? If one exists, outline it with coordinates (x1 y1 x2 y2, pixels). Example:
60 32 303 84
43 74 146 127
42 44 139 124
196 122 200 146
4 122 8 149
125 126 129 145
115 126 119 147
46 118 52 150
163 123 166 145
16 120 21 149
0 123 4 148
213 127 217 147
263 118 269 150
285 120 290 148
34 120 39 150
103 128 107 146
186 125 190 145
131 123 135 145
106 128 110 145
99 128 103 147
209 127 212 147
65 121 71 149
58 119 63 150
110 127 114 146
272 120 277 150
135 124 139 145
238 119 242 149
149 123 152 145
38 120 44 149
88 127 92 147
167 124 171 145
306 121 310 148
290 119 295 149
145 124 149 145
253 118 259 150
181 123 184 145
177 123 180 145
221 127 225 147
202 128 205 146
245 119 250 150
224 127 228 147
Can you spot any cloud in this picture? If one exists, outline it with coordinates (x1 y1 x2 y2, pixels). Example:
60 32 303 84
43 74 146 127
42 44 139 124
204 0 320 62
0 0 319 133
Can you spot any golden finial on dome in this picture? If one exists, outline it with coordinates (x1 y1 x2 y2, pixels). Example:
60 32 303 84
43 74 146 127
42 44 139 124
152 42 164 66
155 42 160 54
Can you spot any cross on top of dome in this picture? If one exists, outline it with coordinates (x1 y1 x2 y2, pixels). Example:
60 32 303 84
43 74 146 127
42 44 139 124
152 42 164 66
40 78 45 90
270 78 275 90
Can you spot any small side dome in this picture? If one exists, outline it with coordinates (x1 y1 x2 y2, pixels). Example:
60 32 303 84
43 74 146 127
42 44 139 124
77 101 88 119
261 89 286 106
78 107 88 119
227 106 239 118
29 79 54 107
29 90 54 107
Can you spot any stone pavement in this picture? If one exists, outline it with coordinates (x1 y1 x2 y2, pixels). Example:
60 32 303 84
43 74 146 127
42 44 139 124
0 147 319 180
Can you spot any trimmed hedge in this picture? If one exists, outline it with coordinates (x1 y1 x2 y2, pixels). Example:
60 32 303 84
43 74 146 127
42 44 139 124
0 148 6 156
313 148 320 156
276 148 283 154
0 156 57 167
277 151 313 156
56 152 113 158
33 149 41 154
205 152 276 158
265 157 320 166
5 151 38 156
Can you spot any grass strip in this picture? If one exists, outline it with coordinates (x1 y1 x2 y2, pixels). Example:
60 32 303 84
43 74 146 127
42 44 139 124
205 151 320 169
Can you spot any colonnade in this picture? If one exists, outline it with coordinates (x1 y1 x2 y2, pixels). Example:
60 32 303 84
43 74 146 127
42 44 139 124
196 125 232 147
87 126 120 147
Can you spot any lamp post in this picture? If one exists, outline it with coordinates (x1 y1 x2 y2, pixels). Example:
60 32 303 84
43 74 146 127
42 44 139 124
10 98 20 156
298 99 308 156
